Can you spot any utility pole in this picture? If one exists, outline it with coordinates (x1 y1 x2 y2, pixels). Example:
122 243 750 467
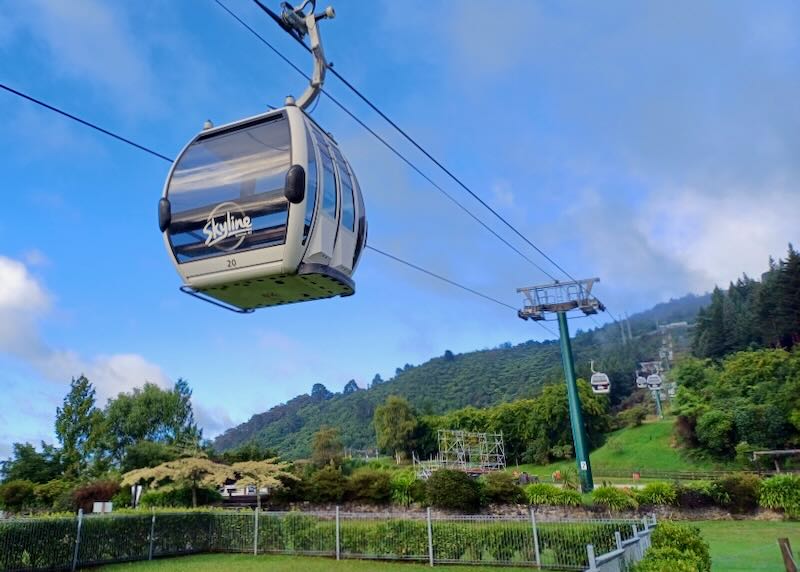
517 278 605 492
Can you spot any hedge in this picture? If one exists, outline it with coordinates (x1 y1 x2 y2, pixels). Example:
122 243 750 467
0 511 636 570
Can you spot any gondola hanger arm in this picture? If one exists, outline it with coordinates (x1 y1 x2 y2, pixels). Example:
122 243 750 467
278 0 335 111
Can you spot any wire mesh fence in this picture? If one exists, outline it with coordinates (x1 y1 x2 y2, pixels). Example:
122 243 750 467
0 508 655 571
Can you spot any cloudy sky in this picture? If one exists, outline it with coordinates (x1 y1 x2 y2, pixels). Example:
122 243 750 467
1 0 798 455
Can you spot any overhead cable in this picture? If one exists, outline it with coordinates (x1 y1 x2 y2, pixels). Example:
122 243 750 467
0 81 556 335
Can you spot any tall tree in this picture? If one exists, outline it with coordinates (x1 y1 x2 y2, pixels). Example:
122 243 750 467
310 427 343 467
55 376 103 477
311 383 333 401
0 442 62 484
374 396 418 458
103 381 201 462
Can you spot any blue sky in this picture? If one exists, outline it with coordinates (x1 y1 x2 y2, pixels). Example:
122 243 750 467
1 0 798 454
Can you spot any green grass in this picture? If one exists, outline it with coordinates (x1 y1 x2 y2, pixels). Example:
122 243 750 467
509 418 732 483
694 520 800 571
97 554 529 571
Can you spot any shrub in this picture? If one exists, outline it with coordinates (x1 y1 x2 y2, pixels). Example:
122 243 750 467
482 471 523 504
426 470 481 512
714 473 760 513
0 479 35 512
33 479 75 511
633 546 703 572
620 405 648 428
345 468 392 504
389 469 417 507
759 474 800 517
524 483 581 507
676 481 716 509
648 521 711 572
72 480 120 512
307 465 347 503
558 466 580 491
636 482 677 506
695 410 735 457
140 486 221 508
591 486 638 511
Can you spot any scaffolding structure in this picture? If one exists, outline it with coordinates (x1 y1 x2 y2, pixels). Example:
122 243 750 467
413 429 506 479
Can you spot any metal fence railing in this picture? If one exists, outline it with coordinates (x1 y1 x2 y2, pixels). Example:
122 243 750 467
0 508 656 571
584 518 654 572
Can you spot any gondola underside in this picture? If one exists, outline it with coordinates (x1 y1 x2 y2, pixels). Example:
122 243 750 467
190 262 354 311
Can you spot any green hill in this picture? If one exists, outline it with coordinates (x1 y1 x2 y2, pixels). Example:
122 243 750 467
213 294 709 458
510 418 731 480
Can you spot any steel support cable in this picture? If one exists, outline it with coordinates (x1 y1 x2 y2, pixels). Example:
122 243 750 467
0 81 558 335
0 83 172 162
238 0 620 325
214 0 554 280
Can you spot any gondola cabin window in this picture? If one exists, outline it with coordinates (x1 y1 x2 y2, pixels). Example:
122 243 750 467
313 128 338 219
302 123 318 244
332 145 356 232
167 114 291 262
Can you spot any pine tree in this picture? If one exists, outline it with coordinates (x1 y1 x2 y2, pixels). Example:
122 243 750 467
776 244 800 346
55 376 103 477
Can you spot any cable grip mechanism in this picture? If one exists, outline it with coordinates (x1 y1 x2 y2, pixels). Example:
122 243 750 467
281 0 335 111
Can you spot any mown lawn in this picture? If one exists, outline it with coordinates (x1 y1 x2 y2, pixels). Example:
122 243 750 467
96 554 529 571
509 418 732 483
694 520 799 572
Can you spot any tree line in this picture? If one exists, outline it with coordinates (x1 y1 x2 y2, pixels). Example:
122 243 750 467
693 244 800 359
0 376 285 512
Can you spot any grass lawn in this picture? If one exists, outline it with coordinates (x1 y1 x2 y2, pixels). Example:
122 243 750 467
508 418 732 483
97 554 529 571
694 521 799 572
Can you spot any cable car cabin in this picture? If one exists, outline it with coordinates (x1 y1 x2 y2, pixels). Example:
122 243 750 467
590 372 611 394
159 105 366 311
646 374 662 390
636 376 647 389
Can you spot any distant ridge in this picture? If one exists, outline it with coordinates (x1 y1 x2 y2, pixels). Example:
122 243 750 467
212 293 710 458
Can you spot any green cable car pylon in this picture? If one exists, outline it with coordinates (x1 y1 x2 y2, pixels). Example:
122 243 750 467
517 278 606 492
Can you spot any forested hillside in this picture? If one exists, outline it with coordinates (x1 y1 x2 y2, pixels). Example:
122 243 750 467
213 293 708 457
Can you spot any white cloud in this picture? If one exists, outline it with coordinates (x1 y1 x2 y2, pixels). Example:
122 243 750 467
0 255 169 404
0 257 49 313
639 188 800 290
194 404 234 439
0 256 232 438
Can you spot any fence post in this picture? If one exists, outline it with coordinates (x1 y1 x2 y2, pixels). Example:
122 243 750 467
778 538 797 572
586 544 597 572
529 507 541 568
253 506 259 556
615 531 623 551
148 510 156 560
335 506 341 561
426 507 434 567
71 508 83 572
641 515 648 531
